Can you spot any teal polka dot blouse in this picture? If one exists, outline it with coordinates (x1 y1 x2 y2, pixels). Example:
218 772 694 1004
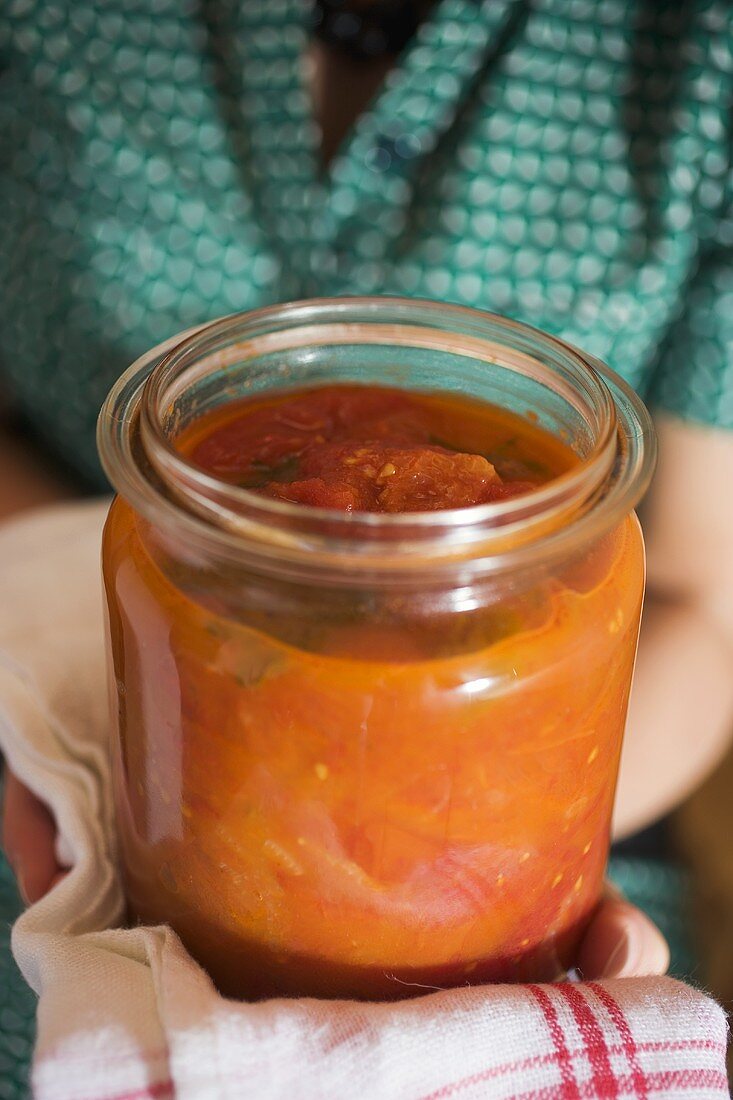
1 0 732 485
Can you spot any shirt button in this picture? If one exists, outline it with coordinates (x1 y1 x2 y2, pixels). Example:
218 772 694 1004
366 131 422 172
365 142 393 172
394 132 422 160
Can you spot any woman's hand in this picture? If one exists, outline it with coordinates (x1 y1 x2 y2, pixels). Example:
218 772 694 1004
1 768 69 903
576 884 669 979
614 415 733 838
0 421 77 523
1 768 669 978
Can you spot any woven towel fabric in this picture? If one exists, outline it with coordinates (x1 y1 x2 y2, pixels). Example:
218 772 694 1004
0 505 728 1100
26 961 732 1100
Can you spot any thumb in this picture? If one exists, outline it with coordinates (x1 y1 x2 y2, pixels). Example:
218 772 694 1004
576 885 670 979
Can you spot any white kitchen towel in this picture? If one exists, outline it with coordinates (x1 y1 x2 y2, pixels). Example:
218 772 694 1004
0 502 728 1100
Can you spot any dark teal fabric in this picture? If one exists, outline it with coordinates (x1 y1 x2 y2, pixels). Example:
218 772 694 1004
1 2 733 485
0 855 34 1100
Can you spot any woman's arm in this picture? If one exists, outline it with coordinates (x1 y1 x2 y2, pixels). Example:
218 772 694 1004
613 413 733 837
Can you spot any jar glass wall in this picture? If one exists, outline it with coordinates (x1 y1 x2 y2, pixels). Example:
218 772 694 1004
98 298 655 1000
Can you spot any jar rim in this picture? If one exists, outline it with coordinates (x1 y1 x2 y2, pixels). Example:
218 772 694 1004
97 296 657 583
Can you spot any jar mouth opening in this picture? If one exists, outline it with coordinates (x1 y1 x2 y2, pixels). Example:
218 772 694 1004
98 297 657 580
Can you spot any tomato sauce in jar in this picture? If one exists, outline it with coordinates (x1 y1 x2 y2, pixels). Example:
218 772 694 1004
99 301 654 1000
182 384 574 512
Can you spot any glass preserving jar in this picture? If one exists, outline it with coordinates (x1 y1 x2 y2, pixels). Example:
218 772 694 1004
97 297 656 1000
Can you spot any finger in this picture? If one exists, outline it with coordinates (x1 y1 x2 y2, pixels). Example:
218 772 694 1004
577 891 670 979
48 869 70 893
1 769 64 904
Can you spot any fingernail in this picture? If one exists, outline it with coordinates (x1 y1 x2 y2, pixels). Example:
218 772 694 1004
49 870 68 892
644 928 671 976
16 871 30 907
599 933 637 978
